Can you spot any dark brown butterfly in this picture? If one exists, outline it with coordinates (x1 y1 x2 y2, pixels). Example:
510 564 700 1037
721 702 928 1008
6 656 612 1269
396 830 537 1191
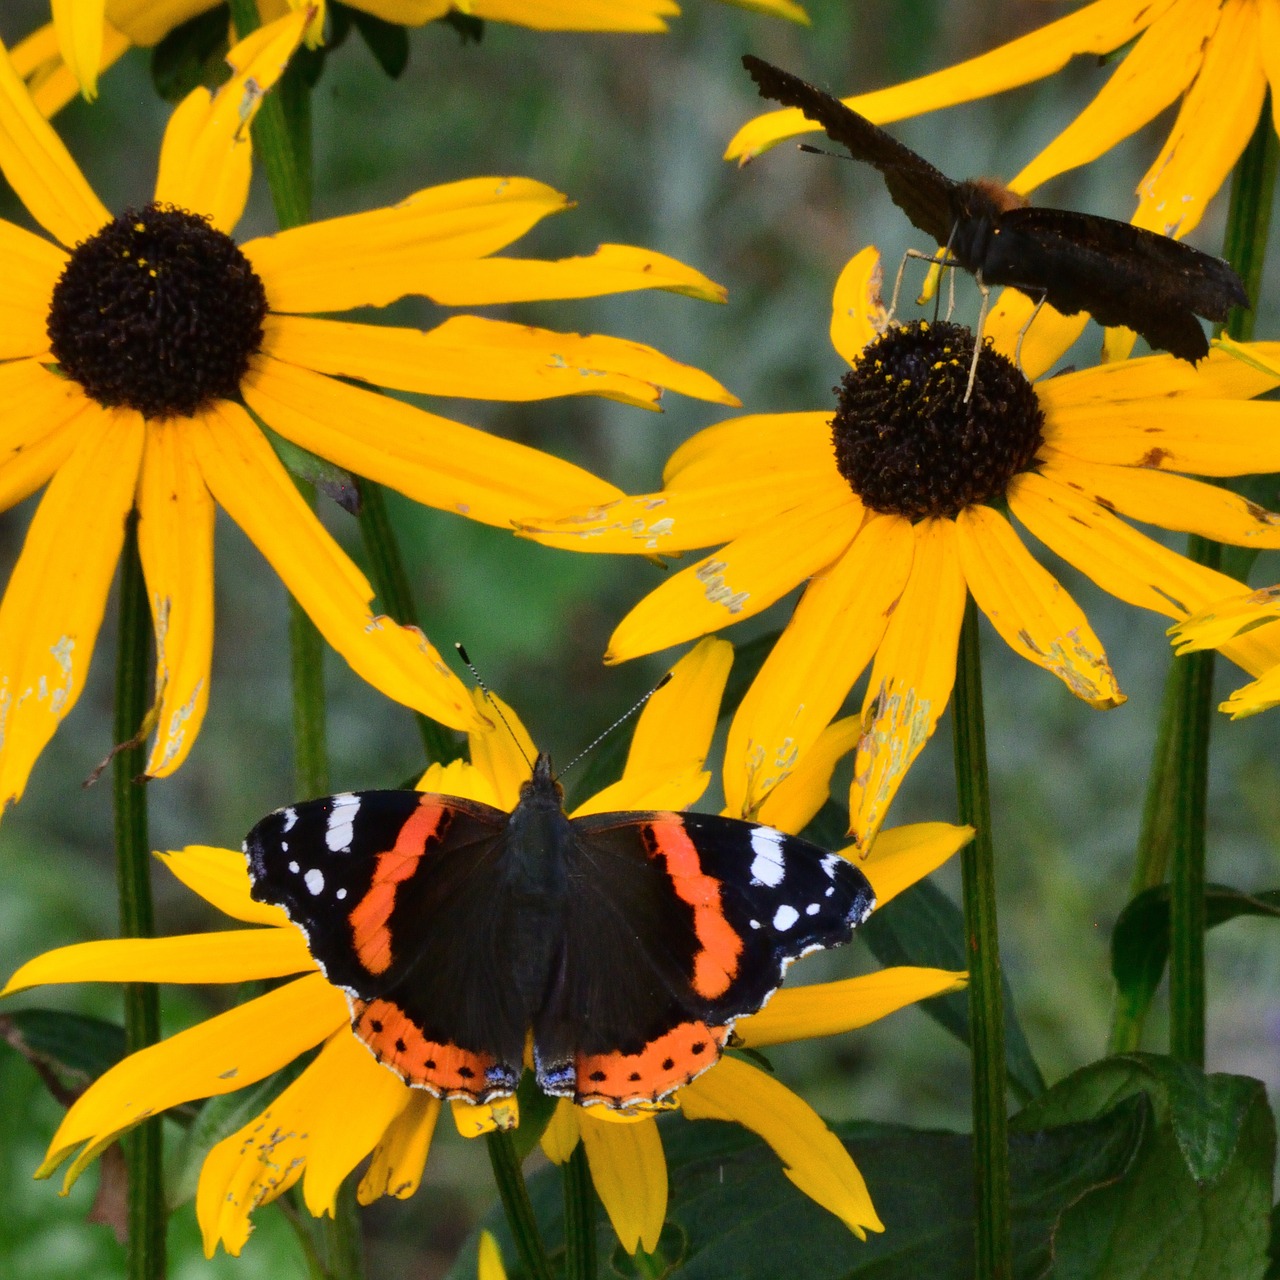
743 55 1248 363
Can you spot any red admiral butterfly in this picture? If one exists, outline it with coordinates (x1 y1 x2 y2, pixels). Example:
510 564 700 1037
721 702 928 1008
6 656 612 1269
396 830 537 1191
244 753 874 1109
743 55 1249 364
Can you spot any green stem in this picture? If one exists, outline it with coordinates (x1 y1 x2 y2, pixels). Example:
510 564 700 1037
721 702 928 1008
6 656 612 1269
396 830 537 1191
115 518 165 1280
486 1131 555 1280
952 599 1011 1280
357 481 461 765
563 1144 597 1280
288 550 330 797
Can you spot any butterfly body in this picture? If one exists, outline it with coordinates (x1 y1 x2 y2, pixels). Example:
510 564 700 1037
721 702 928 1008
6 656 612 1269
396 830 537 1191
245 753 875 1108
744 55 1249 363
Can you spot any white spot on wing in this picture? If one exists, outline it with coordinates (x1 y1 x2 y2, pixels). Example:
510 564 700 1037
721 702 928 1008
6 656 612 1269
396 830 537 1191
806 903 820 915
820 853 842 878
326 794 360 852
336 888 347 900
304 868 325 895
282 807 297 833
749 827 786 887
288 860 300 874
773 904 799 931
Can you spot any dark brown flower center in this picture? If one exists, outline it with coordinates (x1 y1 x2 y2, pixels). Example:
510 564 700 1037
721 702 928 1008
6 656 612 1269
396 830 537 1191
47 203 268 420
831 320 1044 520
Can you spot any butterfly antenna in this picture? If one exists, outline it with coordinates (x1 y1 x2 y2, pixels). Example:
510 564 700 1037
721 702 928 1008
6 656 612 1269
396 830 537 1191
557 672 674 781
454 643 534 771
798 142 850 161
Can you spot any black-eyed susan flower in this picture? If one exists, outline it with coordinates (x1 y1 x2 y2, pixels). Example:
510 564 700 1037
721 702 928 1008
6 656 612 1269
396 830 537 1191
33 0 808 108
3 636 967 1255
727 0 1280 251
522 249 1280 849
0 9 734 813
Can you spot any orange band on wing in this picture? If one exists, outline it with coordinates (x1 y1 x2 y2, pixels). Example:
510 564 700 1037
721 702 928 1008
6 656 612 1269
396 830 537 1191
347 799 448 975
575 1021 728 1106
644 819 743 999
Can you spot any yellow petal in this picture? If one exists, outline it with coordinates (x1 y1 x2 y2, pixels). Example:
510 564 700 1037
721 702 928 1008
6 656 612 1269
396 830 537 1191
850 518 967 852
478 1231 510 1280
0 406 143 812
606 490 862 663
1133 0 1265 240
154 8 309 233
1008 470 1280 678
724 513 912 818
981 292 1088 381
136 420 215 777
100 0 215 46
465 688 534 811
572 637 732 817
0 220 64 358
955 504 1123 707
679 1056 883 1237
664 411 836 489
14 20 130 119
242 357 623 528
1171 585 1280 653
1009 2 1218 195
415 757 502 807
540 1098 582 1164
0 35 108 246
719 0 808 20
261 313 737 409
467 0 676 30
1214 657 1280 718
42 972 346 1188
0 360 95 511
829 247 886 365
579 1111 666 1254
187 400 477 731
358 1090 441 1204
3 929 312 995
751 716 860 834
451 1096 519 1137
1041 453 1280 550
242 176 574 313
859 821 973 906
1263 0 1280 139
51 0 106 99
738 966 967 1047
154 845 289 927
724 0 1172 161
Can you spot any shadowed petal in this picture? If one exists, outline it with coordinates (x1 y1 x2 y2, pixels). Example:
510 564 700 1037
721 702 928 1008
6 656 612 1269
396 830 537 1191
415 757 503 809
579 1111 667 1254
751 717 859 834
982 292 1088 381
460 689 534 811
154 845 289 926
830 247 886 365
357 1090 441 1205
11 19 130 117
540 1099 581 1164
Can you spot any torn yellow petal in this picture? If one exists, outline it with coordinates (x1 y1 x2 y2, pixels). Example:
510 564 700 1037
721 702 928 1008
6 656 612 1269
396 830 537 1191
664 411 835 489
1133 0 1265 240
357 1090 441 1205
242 176 573 314
154 8 309 233
451 1096 519 1137
262 313 737 409
1041 453 1280 550
242 357 623 528
738 966 967 1047
42 973 346 1188
573 637 732 818
982 292 1088 381
679 1056 883 1238
850 518 967 852
478 1231 509 1280
154 845 289 927
3 929 312 995
1214 656 1280 718
0 220 64 358
0 406 143 813
302 1032 412 1217
51 0 106 99
1171 585 1280 654
137 419 215 778
725 513 911 818
188 400 477 731
0 360 96 511
580 1111 666 1254
606 490 862 662
0 36 109 246
416 758 501 808
955 504 1123 707
859 821 973 906
540 1098 582 1164
751 716 859 835
724 0 1172 161
829 247 886 365
1010 2 1218 195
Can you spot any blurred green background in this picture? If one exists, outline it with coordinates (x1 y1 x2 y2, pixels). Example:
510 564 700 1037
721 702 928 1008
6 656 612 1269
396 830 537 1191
0 0 1278 1274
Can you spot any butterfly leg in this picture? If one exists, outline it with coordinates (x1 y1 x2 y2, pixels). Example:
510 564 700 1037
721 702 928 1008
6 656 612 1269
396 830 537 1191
964 276 992 403
890 248 951 324
1013 292 1048 374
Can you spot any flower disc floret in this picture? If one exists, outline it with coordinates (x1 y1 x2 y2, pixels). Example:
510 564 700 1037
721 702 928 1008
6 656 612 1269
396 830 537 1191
831 320 1044 520
47 202 267 419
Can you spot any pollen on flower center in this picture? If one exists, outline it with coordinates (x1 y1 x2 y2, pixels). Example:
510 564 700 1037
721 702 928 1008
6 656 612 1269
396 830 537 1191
47 203 268 420
830 320 1044 520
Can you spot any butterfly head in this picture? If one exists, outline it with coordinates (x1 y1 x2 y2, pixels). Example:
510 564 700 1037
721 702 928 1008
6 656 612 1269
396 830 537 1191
519 752 565 810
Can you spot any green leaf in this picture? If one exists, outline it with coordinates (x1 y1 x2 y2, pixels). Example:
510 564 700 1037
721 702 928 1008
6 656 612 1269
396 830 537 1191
1015 1054 1276 1278
1111 884 1280 1030
349 9 411 78
149 6 231 102
451 1099 1145 1279
0 1008 125 1086
858 877 1047 1102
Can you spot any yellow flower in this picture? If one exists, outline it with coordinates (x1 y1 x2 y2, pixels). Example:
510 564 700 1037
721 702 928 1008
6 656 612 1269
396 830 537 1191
1170 584 1280 717
3 636 967 1255
0 10 733 813
27 0 808 108
727 0 1280 251
522 250 1280 849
